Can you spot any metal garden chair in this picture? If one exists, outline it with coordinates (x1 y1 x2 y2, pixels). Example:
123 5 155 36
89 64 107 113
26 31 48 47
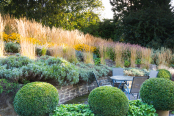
112 68 126 90
149 70 158 78
125 76 149 100
92 71 112 87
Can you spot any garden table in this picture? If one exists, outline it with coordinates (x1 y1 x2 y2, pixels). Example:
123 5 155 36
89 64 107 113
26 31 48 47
110 76 133 91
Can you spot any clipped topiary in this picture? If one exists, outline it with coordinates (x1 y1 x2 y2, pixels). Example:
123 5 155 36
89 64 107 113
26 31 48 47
13 82 59 116
88 86 129 116
140 78 174 111
157 69 172 80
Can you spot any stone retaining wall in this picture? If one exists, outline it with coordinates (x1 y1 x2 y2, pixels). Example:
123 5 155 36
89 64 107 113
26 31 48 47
57 77 109 104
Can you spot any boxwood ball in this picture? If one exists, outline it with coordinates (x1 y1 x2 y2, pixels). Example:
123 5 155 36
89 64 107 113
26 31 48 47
88 86 129 116
140 78 174 110
157 69 172 80
13 82 59 116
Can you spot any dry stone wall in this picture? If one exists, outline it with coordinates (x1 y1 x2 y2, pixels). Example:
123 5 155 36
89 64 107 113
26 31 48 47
57 77 109 104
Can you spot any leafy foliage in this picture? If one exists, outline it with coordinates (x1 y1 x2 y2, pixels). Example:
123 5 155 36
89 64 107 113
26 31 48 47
76 62 112 83
0 55 33 69
5 42 20 53
13 82 59 116
0 79 20 94
51 104 94 116
157 69 172 80
124 68 149 76
0 55 111 85
127 99 158 116
140 78 174 111
1 0 103 30
110 0 174 50
88 86 129 116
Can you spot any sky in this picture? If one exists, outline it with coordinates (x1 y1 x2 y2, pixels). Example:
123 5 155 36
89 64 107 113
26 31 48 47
100 0 174 20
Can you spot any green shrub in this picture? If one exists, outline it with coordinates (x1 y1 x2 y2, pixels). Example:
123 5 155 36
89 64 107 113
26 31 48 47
135 59 141 65
0 79 20 94
14 82 59 116
140 78 174 111
77 62 112 83
124 60 130 67
0 67 22 82
88 86 129 116
5 42 20 53
157 69 172 80
124 67 149 76
0 56 33 69
36 47 51 56
127 99 158 116
51 104 94 116
94 58 101 65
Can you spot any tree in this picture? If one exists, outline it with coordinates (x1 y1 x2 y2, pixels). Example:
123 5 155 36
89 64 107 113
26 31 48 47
0 0 103 30
110 0 174 49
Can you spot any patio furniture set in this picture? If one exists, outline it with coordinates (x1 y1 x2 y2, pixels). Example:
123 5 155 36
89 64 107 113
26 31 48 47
93 68 159 100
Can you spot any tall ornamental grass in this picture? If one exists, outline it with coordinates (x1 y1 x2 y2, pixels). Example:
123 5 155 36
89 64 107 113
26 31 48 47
0 13 173 67
16 19 36 59
0 14 5 57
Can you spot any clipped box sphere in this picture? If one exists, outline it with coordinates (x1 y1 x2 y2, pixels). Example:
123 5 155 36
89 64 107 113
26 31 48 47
13 82 59 116
140 78 174 110
88 86 129 116
157 69 172 80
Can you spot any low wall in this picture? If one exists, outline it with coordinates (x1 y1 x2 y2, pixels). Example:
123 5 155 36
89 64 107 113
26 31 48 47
57 77 109 104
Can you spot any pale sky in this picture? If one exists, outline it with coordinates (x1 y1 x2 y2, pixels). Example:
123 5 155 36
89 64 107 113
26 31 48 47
100 0 174 20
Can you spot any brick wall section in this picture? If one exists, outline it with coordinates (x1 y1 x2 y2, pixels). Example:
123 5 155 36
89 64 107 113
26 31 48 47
56 77 109 104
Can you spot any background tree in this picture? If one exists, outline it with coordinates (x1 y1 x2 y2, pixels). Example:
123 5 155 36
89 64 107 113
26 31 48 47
110 0 174 49
0 0 103 30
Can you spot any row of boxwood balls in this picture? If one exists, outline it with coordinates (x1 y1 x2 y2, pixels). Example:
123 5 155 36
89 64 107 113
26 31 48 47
13 70 174 116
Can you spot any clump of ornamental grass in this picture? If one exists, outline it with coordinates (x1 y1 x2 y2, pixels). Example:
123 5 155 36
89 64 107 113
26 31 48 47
115 43 124 67
0 14 5 57
99 41 106 65
3 14 18 34
130 47 137 68
156 47 172 66
16 19 36 59
141 48 151 69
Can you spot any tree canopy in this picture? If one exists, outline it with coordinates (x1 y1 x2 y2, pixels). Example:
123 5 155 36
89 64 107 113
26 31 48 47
110 0 174 49
0 0 103 30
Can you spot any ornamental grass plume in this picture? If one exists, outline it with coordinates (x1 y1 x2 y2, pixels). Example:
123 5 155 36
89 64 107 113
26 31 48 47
99 41 105 65
130 47 137 68
17 19 35 59
141 48 151 69
115 43 124 67
3 14 18 34
156 47 172 66
0 14 5 57
83 34 94 64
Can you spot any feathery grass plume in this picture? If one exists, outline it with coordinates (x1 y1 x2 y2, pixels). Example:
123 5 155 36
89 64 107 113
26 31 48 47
50 45 64 58
0 15 5 56
130 47 137 68
156 47 172 66
0 14 5 57
82 33 94 64
17 19 35 59
141 48 151 69
99 41 106 65
115 43 124 67
3 14 18 34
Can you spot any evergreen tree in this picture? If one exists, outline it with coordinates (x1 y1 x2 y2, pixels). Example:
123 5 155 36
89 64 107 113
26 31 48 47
110 0 174 49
